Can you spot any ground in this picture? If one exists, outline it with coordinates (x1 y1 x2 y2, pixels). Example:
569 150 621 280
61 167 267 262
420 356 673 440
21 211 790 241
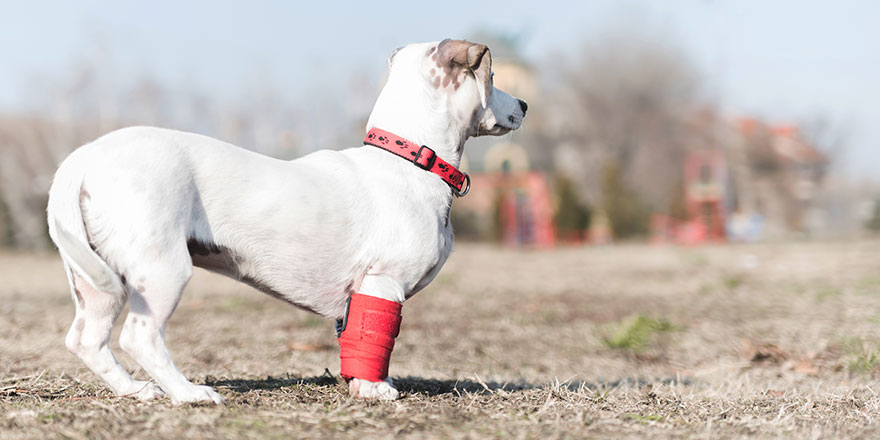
2 241 880 439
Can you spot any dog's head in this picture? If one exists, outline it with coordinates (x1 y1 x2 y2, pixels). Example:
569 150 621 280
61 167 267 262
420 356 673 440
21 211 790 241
370 39 527 140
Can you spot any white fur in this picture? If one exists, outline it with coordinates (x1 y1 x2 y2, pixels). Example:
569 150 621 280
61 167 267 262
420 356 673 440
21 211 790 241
46 40 525 403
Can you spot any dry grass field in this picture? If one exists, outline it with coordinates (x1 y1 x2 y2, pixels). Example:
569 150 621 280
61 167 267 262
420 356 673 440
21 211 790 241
3 241 880 438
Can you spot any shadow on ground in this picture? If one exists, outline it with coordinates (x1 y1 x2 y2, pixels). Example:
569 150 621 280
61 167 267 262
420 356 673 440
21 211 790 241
204 373 693 397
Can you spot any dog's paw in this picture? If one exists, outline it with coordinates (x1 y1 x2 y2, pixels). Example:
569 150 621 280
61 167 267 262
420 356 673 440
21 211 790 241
126 381 165 401
169 385 225 405
348 377 399 400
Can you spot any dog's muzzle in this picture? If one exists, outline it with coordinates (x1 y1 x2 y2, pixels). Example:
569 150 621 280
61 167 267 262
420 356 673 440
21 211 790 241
336 293 402 382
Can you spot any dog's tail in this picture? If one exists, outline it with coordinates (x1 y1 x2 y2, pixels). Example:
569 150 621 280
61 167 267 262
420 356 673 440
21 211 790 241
47 152 125 296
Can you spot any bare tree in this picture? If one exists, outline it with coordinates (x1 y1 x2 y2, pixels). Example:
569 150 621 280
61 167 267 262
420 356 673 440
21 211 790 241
545 31 703 237
0 55 310 249
798 113 847 176
0 116 72 248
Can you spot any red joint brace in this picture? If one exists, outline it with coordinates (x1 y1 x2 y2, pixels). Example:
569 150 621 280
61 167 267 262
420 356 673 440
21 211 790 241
337 293 402 382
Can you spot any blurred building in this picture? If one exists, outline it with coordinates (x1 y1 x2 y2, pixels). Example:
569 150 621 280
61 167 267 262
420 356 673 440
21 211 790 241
725 117 828 240
655 112 828 243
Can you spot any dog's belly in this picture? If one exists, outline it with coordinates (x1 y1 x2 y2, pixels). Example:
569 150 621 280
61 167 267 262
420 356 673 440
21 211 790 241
190 251 317 313
187 239 244 278
186 238 359 317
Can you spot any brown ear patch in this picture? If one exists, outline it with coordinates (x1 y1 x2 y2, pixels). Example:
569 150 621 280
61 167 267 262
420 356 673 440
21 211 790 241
431 39 490 92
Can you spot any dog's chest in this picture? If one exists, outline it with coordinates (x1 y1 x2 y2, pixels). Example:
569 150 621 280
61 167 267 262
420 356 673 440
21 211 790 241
405 217 453 297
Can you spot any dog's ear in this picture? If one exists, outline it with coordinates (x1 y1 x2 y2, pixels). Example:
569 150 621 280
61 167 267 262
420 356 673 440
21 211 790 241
436 39 492 108
387 46 403 70
436 39 470 66
467 44 491 108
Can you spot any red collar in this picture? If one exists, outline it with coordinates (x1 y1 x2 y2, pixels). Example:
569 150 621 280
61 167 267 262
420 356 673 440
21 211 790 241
364 128 470 197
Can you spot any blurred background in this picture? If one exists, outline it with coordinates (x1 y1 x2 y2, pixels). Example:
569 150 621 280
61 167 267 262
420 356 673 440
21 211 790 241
1 0 878 250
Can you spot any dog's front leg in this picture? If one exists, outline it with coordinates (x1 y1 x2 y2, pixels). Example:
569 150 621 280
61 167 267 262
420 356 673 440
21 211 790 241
337 275 404 400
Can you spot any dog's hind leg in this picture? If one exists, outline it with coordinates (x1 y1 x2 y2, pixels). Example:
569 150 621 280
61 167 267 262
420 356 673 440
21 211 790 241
65 269 164 401
118 245 223 405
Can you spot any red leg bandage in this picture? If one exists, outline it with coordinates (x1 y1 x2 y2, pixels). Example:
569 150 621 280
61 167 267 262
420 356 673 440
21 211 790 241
337 293 402 382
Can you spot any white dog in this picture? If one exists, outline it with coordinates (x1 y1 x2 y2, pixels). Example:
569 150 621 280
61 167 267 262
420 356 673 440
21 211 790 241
46 39 527 404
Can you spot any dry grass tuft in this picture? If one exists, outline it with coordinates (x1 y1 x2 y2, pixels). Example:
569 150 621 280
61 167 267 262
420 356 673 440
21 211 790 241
601 313 679 352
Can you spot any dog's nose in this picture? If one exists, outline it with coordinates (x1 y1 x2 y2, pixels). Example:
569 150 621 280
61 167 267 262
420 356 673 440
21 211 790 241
518 99 528 114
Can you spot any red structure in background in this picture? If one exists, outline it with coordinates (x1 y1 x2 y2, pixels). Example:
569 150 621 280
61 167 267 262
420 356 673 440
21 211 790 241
496 171 556 248
684 149 727 241
652 150 728 245
461 171 556 249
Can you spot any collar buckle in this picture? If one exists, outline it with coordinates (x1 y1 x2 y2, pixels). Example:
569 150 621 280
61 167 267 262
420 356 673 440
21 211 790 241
414 145 437 171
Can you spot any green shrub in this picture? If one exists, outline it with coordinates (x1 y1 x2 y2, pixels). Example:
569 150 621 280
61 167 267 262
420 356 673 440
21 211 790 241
866 199 880 233
601 163 651 239
554 174 591 241
0 190 13 248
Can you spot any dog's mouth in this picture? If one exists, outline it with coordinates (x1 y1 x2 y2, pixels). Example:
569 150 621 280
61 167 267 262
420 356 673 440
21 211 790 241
477 111 524 136
494 124 514 134
484 118 521 135
479 124 509 136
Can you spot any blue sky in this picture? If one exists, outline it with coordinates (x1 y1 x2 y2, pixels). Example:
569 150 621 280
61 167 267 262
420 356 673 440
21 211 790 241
1 0 877 179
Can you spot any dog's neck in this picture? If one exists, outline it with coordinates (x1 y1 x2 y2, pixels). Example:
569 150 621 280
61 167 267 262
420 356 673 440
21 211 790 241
365 87 469 169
